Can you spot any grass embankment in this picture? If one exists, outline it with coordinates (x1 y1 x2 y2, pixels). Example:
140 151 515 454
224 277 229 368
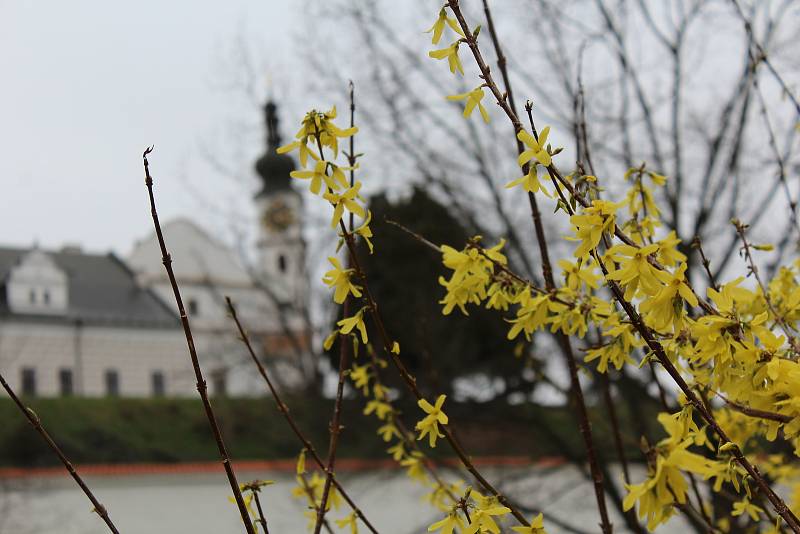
0 396 652 467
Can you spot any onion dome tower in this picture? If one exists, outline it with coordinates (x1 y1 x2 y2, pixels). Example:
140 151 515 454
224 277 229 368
254 101 306 306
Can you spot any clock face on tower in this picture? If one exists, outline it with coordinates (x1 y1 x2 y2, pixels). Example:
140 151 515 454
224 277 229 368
262 199 295 233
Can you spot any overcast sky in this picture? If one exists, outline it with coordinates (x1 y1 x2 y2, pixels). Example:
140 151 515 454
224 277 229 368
0 1 307 255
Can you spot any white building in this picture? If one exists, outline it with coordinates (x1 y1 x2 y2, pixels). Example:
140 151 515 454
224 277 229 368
0 100 311 397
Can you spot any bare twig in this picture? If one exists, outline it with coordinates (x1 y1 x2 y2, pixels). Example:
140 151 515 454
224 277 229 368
729 0 800 117
0 372 120 534
461 3 614 531
299 474 336 534
591 249 800 532
251 491 270 534
439 2 800 527
690 237 718 292
720 394 791 424
734 219 800 352
314 83 358 534
142 147 255 534
225 297 380 533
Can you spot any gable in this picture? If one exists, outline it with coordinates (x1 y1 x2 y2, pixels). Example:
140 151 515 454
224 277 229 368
0 247 177 327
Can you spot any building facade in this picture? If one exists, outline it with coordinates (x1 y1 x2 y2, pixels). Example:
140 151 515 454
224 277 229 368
0 247 193 397
0 100 310 398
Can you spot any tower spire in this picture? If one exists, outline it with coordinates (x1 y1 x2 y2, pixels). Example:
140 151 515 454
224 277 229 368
265 101 281 150
255 99 294 197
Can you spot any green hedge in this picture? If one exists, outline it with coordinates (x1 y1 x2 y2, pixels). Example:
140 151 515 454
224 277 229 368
0 396 651 466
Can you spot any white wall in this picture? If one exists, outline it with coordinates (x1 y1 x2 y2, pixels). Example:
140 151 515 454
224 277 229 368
0 319 307 398
0 321 195 397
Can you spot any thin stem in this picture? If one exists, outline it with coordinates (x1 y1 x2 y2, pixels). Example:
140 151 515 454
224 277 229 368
734 220 799 352
462 3 613 531
361 344 461 504
691 237 718 292
225 297 380 534
590 248 800 532
305 105 532 525
441 3 799 521
142 147 255 534
0 372 120 534
335 219 532 527
600 372 630 485
729 0 800 117
313 292 349 534
299 474 336 534
716 392 791 424
314 83 358 534
688 472 713 530
252 492 270 534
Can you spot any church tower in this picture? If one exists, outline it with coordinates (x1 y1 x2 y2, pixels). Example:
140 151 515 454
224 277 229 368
254 101 306 307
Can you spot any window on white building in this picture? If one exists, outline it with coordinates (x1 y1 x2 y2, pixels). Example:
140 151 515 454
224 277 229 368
211 369 227 397
21 368 36 396
43 290 50 305
188 298 199 316
58 369 73 396
151 371 165 397
105 370 120 397
278 254 287 273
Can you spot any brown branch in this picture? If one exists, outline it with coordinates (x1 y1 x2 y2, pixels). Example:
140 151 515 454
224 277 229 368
690 237 718 292
590 249 800 532
600 372 630 485
0 372 120 534
447 0 717 320
302 103 533 526
313 292 350 534
314 83 358 534
463 4 613 531
338 221 534 527
729 0 800 117
721 394 791 425
687 472 714 532
251 491 270 534
142 147 255 534
734 219 800 353
753 73 800 234
593 0 666 173
437 4 800 524
225 297 380 534
360 344 461 505
299 473 336 534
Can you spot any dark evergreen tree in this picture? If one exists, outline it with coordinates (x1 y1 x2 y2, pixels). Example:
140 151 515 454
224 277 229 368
329 187 539 400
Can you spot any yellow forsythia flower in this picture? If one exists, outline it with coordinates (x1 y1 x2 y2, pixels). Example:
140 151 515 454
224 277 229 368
323 182 366 229
428 510 465 534
337 308 368 344
511 512 548 533
416 394 449 447
429 41 464 75
290 160 350 195
323 256 362 304
569 200 619 259
279 106 357 159
335 512 359 534
447 86 490 123
517 127 552 167
425 8 464 45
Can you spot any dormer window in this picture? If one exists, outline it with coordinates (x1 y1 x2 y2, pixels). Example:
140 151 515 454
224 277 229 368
7 250 68 315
